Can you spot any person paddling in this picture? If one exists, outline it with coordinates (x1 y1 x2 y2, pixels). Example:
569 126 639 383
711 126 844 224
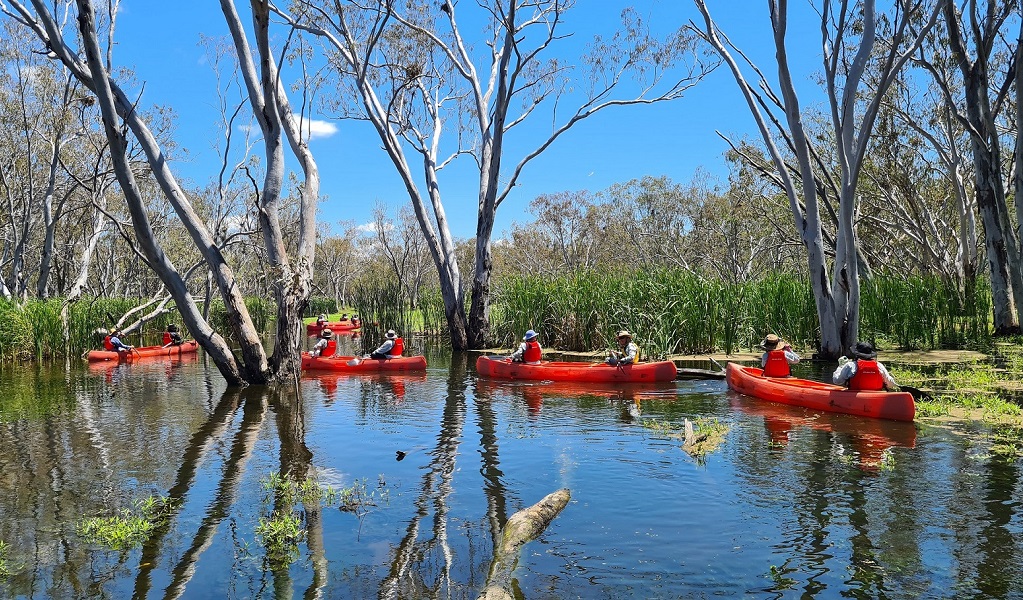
106 328 134 354
760 333 799 377
509 330 542 364
310 328 336 357
606 330 639 366
370 330 403 359
832 341 898 391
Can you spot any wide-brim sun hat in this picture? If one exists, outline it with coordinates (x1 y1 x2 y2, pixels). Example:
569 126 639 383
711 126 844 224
321 328 334 339
616 330 632 340
852 341 877 360
761 333 783 350
523 330 538 340
386 330 398 339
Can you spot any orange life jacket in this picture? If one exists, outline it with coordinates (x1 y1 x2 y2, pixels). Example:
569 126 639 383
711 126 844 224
848 359 885 391
387 337 404 358
762 349 791 377
523 340 542 363
323 339 337 357
103 335 114 351
162 332 172 345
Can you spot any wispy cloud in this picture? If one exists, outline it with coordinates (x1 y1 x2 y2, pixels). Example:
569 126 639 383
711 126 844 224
293 116 338 140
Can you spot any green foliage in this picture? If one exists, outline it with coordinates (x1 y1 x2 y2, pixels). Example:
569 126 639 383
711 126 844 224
76 495 177 551
255 510 305 565
349 281 446 339
490 269 990 356
0 540 14 580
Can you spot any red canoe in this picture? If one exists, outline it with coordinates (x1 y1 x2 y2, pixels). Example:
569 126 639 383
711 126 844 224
475 355 678 383
301 353 427 372
306 321 360 336
87 340 200 362
725 363 915 422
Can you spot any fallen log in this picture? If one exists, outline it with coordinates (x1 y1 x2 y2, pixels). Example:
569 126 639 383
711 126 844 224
676 367 726 380
478 488 571 600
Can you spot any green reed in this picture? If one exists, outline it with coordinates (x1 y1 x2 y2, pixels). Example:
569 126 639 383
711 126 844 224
349 282 447 342
491 269 990 356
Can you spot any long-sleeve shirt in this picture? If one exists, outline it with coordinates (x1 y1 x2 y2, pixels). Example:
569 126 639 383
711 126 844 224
109 335 132 351
612 342 639 364
373 339 395 356
509 341 542 363
311 338 329 357
832 360 898 391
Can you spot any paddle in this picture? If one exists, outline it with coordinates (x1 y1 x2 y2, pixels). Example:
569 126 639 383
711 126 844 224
900 385 931 401
347 354 369 366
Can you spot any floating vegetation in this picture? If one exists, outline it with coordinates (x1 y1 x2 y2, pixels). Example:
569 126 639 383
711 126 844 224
255 509 305 565
643 417 729 463
76 495 178 551
890 364 1023 420
257 472 389 567
0 540 14 580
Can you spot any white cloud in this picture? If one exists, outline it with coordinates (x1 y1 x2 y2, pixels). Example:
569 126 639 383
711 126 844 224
293 116 339 140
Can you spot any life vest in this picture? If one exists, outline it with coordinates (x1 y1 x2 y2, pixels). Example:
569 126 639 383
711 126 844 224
163 332 173 346
103 335 114 351
386 337 404 358
351 318 360 327
762 349 791 377
848 359 884 391
522 340 542 364
323 339 337 357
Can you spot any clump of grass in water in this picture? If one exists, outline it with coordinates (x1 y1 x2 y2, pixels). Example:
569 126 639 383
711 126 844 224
0 540 15 580
642 417 729 463
257 472 388 566
77 495 178 551
890 364 1023 419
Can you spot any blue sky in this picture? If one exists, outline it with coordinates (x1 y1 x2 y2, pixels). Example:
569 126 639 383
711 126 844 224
109 1 820 239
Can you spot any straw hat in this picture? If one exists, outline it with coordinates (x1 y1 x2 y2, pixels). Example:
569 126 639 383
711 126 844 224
523 330 538 341
386 330 398 339
321 328 334 339
616 330 633 340
851 341 877 360
761 333 785 350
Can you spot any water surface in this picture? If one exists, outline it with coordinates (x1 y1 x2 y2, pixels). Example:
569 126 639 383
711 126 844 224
0 351 1020 599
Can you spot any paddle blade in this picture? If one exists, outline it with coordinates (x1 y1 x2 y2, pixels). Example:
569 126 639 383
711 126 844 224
347 359 362 367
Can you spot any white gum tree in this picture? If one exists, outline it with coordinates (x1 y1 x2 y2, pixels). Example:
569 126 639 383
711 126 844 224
691 0 942 358
1 0 320 385
276 0 714 349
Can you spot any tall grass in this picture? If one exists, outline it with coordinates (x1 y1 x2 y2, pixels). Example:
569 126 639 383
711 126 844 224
490 270 990 357
0 295 278 361
349 283 448 342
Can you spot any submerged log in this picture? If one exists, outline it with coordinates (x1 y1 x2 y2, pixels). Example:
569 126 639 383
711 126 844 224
478 488 572 600
676 367 726 380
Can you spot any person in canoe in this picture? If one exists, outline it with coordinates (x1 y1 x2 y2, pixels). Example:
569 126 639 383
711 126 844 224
311 328 337 357
105 328 134 354
509 330 542 364
163 323 184 347
370 330 403 359
832 341 899 391
316 313 328 327
606 330 639 366
351 315 361 328
760 333 800 377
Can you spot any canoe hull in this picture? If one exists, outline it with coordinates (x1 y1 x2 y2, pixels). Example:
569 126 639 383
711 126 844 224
725 363 915 422
87 340 200 362
475 356 677 383
306 322 360 336
301 354 427 372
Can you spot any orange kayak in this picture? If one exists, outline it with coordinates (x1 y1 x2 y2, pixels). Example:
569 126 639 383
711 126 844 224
306 321 360 336
725 363 915 422
301 353 427 372
475 355 678 383
87 340 200 362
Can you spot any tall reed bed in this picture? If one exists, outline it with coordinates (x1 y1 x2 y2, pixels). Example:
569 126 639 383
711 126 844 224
859 276 990 349
491 270 990 356
349 283 448 342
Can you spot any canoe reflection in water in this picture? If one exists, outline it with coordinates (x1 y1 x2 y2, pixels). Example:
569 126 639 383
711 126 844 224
304 371 428 403
474 378 679 417
730 395 917 472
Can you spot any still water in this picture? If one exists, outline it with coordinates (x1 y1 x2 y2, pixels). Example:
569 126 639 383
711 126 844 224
0 347 1021 599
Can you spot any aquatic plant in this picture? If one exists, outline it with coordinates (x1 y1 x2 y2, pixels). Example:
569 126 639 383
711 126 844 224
0 540 14 580
255 509 305 564
76 495 177 551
